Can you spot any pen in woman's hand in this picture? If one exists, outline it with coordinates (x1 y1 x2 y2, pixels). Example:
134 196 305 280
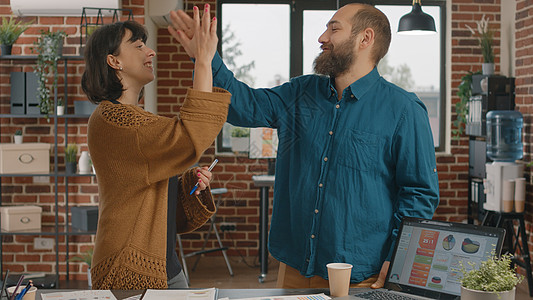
189 159 218 195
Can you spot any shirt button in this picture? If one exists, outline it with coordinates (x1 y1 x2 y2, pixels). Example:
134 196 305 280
351 94 355 98
433 168 437 173
311 234 315 239
335 104 340 109
315 209 319 214
306 258 310 262
329 131 333 135
324 157 328 162
319 183 323 188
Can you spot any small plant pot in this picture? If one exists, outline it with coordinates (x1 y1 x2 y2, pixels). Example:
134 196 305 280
13 135 22 144
461 286 515 300
482 63 495 75
0 44 12 56
87 268 92 288
66 162 77 174
57 105 65 116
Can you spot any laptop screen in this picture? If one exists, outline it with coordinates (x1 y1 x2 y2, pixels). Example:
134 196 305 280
386 218 505 298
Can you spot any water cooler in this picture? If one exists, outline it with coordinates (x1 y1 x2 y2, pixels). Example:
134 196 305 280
483 110 524 212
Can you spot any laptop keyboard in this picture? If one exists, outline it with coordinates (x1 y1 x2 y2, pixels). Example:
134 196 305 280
356 290 422 300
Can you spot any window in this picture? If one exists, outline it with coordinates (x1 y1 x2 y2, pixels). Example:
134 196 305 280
216 0 446 153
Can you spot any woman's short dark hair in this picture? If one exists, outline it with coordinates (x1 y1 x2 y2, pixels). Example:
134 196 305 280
82 21 147 104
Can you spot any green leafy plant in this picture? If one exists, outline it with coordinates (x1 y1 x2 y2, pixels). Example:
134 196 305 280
466 14 494 63
15 129 22 136
65 143 78 163
86 25 99 36
231 127 250 138
0 15 33 45
33 30 67 116
57 97 64 107
453 70 481 139
461 253 523 293
68 247 93 268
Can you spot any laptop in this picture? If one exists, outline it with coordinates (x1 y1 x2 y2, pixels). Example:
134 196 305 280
350 217 505 300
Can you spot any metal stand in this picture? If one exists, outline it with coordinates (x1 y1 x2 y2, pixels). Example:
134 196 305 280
177 188 233 284
482 211 533 297
252 175 275 283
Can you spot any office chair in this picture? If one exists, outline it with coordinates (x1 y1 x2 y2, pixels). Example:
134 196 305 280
177 187 234 284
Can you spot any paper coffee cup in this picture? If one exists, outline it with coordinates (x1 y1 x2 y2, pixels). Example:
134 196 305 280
502 179 515 212
327 263 352 297
7 286 37 300
515 178 526 213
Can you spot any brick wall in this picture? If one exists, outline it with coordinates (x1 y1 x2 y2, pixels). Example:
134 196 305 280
1 0 532 282
515 0 533 259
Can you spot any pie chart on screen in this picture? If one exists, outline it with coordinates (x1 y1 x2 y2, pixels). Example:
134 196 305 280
462 238 480 254
442 234 455 251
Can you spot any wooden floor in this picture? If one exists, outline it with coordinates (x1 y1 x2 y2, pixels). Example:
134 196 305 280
187 256 533 299
186 255 279 289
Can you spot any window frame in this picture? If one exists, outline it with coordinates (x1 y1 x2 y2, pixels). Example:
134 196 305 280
216 0 446 152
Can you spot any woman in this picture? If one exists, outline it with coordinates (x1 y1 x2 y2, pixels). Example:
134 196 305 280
82 6 229 289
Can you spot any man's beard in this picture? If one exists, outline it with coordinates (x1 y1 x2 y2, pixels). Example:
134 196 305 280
313 38 355 78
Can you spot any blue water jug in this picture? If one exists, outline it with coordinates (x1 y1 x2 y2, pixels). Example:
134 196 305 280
486 110 523 161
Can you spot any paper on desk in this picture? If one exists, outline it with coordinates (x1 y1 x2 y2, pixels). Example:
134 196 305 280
40 290 117 300
220 293 331 300
142 287 217 300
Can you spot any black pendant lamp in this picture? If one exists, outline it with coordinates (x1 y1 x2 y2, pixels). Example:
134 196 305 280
398 0 436 35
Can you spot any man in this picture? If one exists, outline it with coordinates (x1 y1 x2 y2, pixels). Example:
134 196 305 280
169 3 439 289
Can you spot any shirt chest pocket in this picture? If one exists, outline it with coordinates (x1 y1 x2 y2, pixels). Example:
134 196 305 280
338 130 380 171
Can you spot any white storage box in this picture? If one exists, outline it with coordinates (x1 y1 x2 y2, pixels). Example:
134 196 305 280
1 205 42 232
0 143 51 174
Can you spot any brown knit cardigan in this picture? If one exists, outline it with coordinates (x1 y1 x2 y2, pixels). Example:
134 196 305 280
87 88 231 289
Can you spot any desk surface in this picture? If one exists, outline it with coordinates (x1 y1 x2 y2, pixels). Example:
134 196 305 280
252 175 275 187
37 288 332 300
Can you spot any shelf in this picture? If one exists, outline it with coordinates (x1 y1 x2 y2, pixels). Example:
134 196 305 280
0 173 95 177
0 226 96 236
0 50 92 283
0 114 92 118
0 55 83 61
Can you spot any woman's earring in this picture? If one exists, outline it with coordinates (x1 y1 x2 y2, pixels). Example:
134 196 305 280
119 66 123 71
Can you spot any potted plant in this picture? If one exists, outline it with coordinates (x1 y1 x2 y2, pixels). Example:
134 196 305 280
466 14 495 75
13 129 22 144
69 247 93 287
33 30 67 117
56 98 64 116
231 127 250 152
453 71 481 139
0 15 32 56
65 143 78 174
460 253 523 300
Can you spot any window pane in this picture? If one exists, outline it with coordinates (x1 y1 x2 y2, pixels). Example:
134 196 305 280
377 5 441 147
220 4 290 153
303 10 335 75
221 4 290 88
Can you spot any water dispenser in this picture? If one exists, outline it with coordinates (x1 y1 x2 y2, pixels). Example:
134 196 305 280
486 110 523 162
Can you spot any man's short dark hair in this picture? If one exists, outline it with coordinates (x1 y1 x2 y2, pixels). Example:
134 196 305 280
350 4 392 66
81 21 147 104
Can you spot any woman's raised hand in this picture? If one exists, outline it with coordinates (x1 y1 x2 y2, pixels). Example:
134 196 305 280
168 4 217 61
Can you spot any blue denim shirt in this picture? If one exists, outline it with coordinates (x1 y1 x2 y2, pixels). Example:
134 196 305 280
212 53 439 282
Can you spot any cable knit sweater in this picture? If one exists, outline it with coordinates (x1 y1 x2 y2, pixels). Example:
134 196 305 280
87 88 231 289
